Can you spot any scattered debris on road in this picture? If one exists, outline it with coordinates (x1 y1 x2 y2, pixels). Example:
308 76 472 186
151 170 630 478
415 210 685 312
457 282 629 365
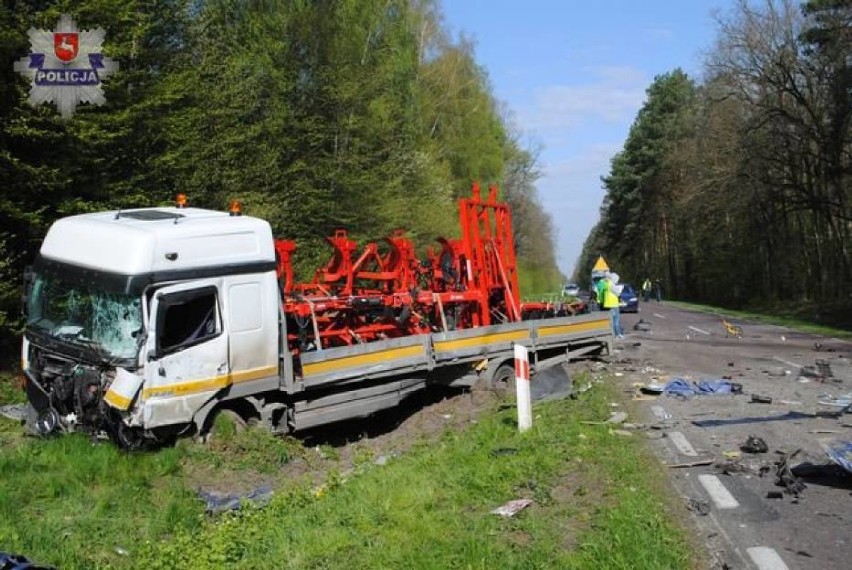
817 393 851 412
775 450 807 497
816 359 835 381
663 378 742 398
685 496 711 515
720 319 743 338
740 435 769 454
819 438 852 474
716 457 754 475
665 457 714 468
639 382 664 395
605 309 852 568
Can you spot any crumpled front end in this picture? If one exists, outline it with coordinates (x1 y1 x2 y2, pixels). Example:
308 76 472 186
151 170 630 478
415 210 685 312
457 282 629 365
23 343 149 447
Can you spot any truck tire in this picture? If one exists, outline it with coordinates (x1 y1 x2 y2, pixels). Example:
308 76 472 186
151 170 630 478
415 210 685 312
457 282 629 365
201 407 257 443
114 421 145 451
490 364 516 394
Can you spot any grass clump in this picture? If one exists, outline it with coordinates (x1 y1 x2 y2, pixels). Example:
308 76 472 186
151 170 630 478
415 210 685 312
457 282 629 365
181 412 300 473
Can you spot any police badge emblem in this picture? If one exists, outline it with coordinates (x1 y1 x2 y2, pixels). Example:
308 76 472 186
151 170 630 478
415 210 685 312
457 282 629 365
14 14 119 118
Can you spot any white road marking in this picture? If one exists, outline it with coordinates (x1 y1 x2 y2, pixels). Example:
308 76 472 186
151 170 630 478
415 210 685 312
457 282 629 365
651 405 671 421
652 313 666 319
669 431 698 456
746 547 789 570
688 325 710 335
772 356 802 369
698 474 740 509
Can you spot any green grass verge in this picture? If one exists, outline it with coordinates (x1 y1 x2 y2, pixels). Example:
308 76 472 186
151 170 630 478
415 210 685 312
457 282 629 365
0 375 695 569
667 301 851 338
0 371 25 405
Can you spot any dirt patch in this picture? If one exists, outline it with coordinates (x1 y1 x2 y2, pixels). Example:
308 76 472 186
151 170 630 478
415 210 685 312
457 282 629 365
506 530 533 549
183 386 504 494
548 465 615 551
181 460 282 496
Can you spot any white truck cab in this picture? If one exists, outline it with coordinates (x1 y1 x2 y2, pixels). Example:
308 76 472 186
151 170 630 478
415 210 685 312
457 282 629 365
23 205 281 445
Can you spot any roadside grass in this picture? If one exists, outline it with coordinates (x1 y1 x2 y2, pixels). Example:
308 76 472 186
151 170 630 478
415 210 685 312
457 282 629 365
0 427 202 569
137 383 694 570
0 373 26 449
0 371 25 405
668 300 852 338
0 371 202 568
0 372 695 570
179 414 302 474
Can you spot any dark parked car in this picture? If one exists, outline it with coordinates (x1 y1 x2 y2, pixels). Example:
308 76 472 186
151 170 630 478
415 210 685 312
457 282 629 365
619 284 639 313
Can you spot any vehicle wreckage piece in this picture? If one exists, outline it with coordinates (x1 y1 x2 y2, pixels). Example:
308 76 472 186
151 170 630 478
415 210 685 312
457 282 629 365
820 438 852 474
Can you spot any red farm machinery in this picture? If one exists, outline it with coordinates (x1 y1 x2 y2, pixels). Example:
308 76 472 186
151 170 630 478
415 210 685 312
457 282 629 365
275 183 584 353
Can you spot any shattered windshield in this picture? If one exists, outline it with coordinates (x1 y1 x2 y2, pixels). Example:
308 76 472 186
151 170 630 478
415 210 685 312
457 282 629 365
27 271 143 361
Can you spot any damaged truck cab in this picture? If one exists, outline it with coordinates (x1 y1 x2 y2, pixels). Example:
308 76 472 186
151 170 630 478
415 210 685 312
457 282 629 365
23 206 281 446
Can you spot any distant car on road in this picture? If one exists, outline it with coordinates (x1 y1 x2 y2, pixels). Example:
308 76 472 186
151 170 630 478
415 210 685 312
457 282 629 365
562 283 581 297
619 284 639 313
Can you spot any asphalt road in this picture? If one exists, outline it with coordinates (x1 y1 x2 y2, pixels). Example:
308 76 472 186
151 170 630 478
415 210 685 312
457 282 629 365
609 302 851 570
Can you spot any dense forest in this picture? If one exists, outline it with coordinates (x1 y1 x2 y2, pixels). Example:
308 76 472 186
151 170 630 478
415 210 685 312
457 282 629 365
577 0 850 326
0 0 562 357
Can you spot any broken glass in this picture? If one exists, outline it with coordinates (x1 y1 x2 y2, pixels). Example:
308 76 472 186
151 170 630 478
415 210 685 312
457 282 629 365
27 272 142 361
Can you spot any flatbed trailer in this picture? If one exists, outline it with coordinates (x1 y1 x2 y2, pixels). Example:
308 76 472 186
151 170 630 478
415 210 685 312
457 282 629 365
284 312 610 431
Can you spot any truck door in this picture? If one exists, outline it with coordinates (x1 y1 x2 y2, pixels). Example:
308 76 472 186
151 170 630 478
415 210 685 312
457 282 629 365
143 281 229 428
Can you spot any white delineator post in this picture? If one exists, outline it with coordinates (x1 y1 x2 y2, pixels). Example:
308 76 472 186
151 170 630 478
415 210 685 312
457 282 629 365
514 344 532 432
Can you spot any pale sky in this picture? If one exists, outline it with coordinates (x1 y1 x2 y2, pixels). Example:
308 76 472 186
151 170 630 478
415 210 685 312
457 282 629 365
443 0 723 276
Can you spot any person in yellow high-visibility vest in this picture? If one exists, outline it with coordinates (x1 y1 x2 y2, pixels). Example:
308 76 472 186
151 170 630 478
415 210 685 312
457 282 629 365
642 277 652 302
601 273 624 339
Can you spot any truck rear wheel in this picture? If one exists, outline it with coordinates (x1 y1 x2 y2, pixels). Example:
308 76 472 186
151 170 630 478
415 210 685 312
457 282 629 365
490 364 516 394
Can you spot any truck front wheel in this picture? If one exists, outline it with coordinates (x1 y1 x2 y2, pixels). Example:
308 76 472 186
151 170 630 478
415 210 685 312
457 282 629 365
201 407 258 444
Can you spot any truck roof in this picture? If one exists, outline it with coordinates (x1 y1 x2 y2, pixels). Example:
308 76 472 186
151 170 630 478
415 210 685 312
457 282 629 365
40 206 275 276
